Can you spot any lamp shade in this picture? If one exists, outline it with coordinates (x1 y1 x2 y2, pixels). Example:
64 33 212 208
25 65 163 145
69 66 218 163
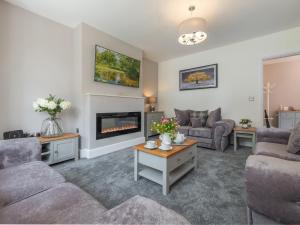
178 17 207 45
149 96 157 104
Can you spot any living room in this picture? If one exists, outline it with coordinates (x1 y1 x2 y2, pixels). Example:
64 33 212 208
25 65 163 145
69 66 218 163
0 0 300 224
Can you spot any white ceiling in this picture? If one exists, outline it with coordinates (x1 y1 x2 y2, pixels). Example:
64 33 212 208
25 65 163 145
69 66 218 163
6 0 300 62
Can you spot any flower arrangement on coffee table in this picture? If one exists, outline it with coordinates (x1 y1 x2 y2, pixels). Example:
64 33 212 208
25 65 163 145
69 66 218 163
151 117 179 141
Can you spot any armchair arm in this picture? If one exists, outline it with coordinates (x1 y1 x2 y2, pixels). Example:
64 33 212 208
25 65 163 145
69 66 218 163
0 138 41 169
213 119 235 136
213 119 235 152
99 195 190 225
245 155 300 224
256 128 291 144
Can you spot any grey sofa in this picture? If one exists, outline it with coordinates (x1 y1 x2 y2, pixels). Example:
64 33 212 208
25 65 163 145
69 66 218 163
176 108 235 152
245 128 300 225
0 138 190 224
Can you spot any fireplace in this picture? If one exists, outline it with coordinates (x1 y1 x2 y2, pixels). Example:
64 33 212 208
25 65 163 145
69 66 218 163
96 112 141 139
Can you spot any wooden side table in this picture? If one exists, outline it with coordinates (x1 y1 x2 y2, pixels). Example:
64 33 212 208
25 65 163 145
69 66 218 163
38 133 79 165
234 127 256 151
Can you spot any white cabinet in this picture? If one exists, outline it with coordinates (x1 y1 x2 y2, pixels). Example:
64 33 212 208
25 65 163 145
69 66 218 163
39 133 79 165
278 111 300 129
144 111 164 139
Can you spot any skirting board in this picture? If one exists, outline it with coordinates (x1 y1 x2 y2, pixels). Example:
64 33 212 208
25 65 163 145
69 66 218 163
80 137 145 159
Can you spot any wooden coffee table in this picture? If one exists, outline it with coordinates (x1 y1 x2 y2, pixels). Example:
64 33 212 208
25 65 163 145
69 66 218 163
133 138 198 195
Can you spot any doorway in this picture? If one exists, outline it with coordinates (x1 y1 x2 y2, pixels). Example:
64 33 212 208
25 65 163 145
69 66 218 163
263 54 300 128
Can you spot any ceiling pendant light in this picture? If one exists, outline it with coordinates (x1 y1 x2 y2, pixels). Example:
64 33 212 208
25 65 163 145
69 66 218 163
178 6 207 45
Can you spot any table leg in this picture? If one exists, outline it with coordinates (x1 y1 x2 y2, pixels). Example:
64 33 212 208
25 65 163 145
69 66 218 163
134 150 139 181
162 160 169 195
252 133 256 151
234 131 237 152
193 145 197 169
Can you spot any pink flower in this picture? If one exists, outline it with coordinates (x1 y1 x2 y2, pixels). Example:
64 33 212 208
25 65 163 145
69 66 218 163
161 117 170 124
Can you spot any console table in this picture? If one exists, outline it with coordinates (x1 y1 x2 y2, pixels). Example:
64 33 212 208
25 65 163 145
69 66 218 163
38 133 79 165
144 111 164 139
278 111 300 129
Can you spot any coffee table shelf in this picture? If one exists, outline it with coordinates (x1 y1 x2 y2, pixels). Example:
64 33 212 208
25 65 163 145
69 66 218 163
139 168 163 185
134 139 198 195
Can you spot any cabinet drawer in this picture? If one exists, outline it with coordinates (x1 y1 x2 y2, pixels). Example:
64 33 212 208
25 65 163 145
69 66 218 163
168 146 195 172
52 138 76 163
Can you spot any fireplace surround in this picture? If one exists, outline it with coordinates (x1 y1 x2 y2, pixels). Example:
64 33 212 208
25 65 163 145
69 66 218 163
96 112 141 140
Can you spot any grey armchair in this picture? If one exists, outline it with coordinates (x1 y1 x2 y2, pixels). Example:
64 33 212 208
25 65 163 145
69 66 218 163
0 137 41 169
245 128 300 225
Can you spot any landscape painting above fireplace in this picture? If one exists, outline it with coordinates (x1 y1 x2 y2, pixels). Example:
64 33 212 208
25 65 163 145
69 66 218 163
179 64 218 90
94 45 140 88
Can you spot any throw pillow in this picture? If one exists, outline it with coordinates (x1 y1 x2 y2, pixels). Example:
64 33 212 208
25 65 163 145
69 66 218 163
287 123 300 154
174 109 191 126
190 118 203 128
190 110 208 127
206 108 221 128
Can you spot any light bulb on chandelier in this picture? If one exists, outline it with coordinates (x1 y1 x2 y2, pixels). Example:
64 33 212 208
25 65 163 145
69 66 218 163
178 6 207 45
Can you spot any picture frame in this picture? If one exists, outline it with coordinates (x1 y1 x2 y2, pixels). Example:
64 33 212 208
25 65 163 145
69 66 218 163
94 45 141 88
179 64 218 91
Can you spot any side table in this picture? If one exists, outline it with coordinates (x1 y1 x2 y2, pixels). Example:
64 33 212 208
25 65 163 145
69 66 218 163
234 127 256 151
38 133 79 165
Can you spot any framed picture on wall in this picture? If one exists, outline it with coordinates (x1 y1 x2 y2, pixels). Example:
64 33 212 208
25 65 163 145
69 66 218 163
179 64 218 90
94 45 141 88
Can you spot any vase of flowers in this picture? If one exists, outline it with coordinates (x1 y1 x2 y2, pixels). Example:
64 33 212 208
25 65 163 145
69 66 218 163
151 117 179 145
33 94 71 137
240 118 252 128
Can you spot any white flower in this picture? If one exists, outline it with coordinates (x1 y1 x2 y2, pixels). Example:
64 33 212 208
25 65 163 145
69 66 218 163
60 101 71 110
37 98 48 108
47 101 57 110
32 101 39 110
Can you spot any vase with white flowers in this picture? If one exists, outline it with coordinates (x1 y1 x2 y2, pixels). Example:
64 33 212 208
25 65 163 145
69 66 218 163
33 94 71 137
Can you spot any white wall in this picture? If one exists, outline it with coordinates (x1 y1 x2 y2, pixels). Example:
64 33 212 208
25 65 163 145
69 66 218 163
0 2 149 144
0 0 77 137
158 26 300 126
143 58 158 98
80 23 143 96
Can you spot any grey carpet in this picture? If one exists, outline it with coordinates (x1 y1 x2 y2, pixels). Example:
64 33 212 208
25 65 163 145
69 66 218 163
53 146 251 225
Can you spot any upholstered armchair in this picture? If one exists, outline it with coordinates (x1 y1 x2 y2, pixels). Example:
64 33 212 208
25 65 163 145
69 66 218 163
0 137 41 169
245 127 300 225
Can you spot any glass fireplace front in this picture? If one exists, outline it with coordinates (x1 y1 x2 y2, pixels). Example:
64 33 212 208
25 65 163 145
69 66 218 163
96 112 141 139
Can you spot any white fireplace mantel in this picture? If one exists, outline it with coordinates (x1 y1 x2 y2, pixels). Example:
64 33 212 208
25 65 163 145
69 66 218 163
80 93 145 159
85 93 145 99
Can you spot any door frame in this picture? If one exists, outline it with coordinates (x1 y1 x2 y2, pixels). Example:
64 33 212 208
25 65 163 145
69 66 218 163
259 51 300 127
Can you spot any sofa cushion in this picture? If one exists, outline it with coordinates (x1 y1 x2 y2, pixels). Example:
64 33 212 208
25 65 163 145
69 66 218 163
99 195 191 225
190 110 208 127
287 123 300 154
0 183 107 224
0 137 41 169
206 108 221 128
0 161 65 208
189 127 212 138
174 109 191 126
190 118 202 128
255 142 300 161
178 126 190 136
